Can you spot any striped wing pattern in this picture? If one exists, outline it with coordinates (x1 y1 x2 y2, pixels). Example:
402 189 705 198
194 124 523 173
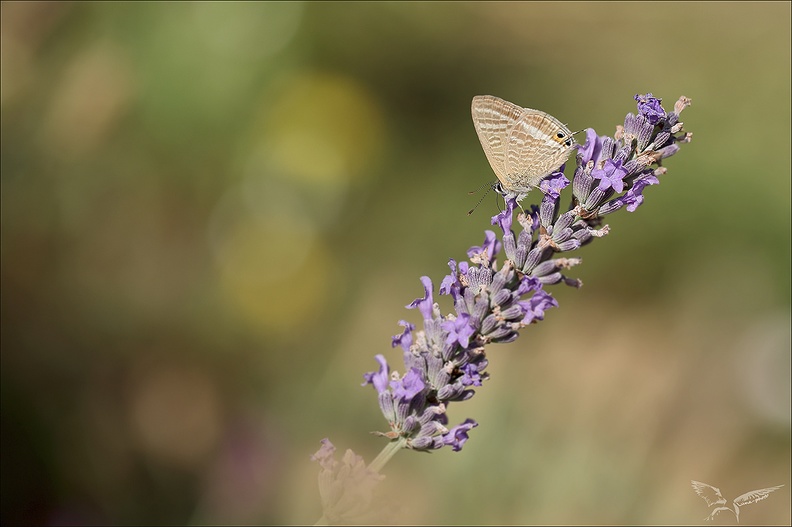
506 110 573 192
471 95 523 185
471 95 574 195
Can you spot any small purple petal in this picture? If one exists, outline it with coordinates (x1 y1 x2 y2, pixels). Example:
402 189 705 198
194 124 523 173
439 259 459 296
491 199 515 233
468 230 501 262
527 205 541 235
578 128 608 165
391 320 415 352
407 276 434 321
539 169 570 199
635 173 660 188
514 275 542 297
459 363 483 387
441 313 475 349
362 354 390 394
442 418 478 452
391 368 425 401
634 93 665 125
605 173 661 213
624 194 644 212
623 175 659 212
592 159 628 193
518 290 558 324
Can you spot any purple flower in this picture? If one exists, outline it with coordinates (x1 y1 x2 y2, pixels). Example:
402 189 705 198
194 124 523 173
539 169 570 199
599 173 661 215
391 320 415 352
515 275 542 296
634 93 665 125
578 128 608 165
459 362 484 387
441 313 475 349
406 276 434 321
467 230 501 262
518 290 559 324
526 204 541 235
391 368 425 401
622 191 645 212
442 419 478 452
592 158 628 193
624 174 660 212
362 355 390 394
491 198 516 233
440 258 468 299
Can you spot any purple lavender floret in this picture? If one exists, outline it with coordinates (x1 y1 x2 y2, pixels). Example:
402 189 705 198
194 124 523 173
441 313 475 349
407 275 435 321
391 320 415 353
635 93 665 125
362 93 692 453
442 419 477 451
391 368 425 401
592 159 628 193
539 169 570 199
361 354 389 394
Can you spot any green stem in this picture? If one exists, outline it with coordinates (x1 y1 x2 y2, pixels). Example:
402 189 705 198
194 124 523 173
367 437 407 474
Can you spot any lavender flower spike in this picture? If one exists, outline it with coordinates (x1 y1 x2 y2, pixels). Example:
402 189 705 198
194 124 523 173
315 93 692 523
365 92 691 452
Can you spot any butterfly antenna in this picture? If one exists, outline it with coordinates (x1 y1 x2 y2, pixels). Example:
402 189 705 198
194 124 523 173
467 179 493 195
467 182 496 215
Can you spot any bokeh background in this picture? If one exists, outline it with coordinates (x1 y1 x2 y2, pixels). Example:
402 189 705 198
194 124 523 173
2 2 790 525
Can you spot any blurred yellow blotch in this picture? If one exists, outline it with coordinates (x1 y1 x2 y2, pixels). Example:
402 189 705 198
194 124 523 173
216 73 386 321
261 71 386 186
218 219 334 335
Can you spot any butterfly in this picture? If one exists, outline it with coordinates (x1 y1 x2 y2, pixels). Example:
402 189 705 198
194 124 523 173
471 94 577 202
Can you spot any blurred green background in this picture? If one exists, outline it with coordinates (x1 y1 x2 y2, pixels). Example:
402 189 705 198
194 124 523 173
2 2 789 525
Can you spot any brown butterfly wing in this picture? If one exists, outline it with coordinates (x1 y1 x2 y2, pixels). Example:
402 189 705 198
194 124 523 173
471 95 523 187
505 109 574 192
